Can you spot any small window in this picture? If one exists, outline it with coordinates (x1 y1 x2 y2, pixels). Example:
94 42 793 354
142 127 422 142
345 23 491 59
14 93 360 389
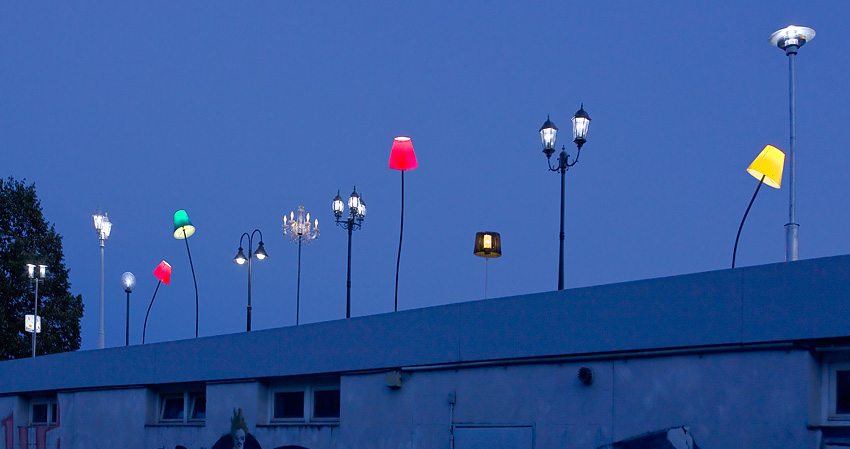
160 395 185 421
270 383 340 424
190 394 206 421
274 391 305 419
158 391 205 424
30 398 58 426
312 389 340 419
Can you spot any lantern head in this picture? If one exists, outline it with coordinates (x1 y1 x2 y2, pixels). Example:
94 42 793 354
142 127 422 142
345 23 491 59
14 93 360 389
539 116 558 158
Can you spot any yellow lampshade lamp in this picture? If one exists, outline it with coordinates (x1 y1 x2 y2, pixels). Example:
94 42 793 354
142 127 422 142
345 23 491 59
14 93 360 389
746 144 785 189
733 145 786 268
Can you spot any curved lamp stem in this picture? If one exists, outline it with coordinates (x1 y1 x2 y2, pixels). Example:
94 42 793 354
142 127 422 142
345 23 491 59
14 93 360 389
142 281 162 344
394 171 404 312
733 175 766 268
182 229 199 338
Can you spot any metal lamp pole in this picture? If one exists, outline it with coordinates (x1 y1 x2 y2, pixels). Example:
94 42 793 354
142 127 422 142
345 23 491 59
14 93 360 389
333 188 366 318
233 229 268 332
93 211 112 349
539 105 591 290
27 264 46 357
769 25 815 262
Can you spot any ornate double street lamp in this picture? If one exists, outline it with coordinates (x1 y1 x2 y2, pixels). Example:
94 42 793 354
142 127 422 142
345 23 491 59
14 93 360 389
121 272 136 346
283 206 318 325
539 105 591 290
26 263 47 357
93 210 112 349
333 187 366 319
768 25 815 262
233 229 268 332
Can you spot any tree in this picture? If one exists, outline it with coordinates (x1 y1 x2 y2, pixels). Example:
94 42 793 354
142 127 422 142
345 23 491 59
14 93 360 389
0 177 83 359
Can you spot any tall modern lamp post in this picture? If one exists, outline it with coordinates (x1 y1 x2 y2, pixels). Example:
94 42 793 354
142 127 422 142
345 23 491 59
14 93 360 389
233 229 269 332
473 232 502 299
333 187 366 319
283 206 319 325
143 260 172 344
26 263 47 357
539 105 591 290
93 210 112 349
388 136 418 311
732 145 786 268
173 210 199 338
769 25 815 262
121 272 136 346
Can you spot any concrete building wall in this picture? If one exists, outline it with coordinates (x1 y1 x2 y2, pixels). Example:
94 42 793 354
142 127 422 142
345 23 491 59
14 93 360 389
3 255 850 448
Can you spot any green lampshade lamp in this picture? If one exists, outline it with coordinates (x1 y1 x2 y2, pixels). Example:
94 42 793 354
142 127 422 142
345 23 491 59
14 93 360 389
173 210 196 239
173 209 199 337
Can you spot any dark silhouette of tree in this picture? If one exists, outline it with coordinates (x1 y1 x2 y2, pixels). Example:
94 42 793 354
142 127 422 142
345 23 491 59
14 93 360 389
0 177 83 359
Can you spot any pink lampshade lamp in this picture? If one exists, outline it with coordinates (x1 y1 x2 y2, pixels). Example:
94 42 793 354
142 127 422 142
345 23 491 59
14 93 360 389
388 136 417 313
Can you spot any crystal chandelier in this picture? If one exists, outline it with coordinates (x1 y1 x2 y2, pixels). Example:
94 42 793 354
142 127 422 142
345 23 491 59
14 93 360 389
283 205 319 244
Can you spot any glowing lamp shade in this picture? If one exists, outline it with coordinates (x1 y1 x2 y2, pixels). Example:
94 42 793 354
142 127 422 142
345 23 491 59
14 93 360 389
153 260 172 285
747 145 785 189
388 137 418 171
473 232 502 258
173 210 195 239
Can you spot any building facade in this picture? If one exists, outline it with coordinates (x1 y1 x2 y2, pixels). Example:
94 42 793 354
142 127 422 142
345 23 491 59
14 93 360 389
3 255 850 448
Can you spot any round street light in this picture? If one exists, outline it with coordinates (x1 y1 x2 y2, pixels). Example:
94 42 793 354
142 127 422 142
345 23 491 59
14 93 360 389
121 272 136 346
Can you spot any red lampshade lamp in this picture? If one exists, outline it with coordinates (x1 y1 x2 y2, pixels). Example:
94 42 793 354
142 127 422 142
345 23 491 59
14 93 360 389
143 260 172 344
388 136 418 313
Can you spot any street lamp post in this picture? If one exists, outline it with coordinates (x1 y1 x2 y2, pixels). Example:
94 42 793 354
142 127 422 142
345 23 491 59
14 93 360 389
26 263 47 357
333 187 366 319
233 229 268 332
769 25 815 262
93 210 112 349
539 105 591 290
283 206 319 325
121 272 136 346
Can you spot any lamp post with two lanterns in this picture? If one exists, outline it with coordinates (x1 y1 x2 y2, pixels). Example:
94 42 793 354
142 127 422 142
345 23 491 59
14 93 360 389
538 105 591 291
333 187 366 319
233 229 268 332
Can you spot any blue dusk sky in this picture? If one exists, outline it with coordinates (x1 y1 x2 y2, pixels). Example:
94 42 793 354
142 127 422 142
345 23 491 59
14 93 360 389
2 2 849 349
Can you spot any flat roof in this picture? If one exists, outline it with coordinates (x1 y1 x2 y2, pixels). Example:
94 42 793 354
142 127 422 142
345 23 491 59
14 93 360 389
3 254 850 394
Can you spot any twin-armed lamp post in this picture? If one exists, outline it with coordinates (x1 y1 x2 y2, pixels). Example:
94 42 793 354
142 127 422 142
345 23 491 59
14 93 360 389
538 105 591 290
233 230 268 332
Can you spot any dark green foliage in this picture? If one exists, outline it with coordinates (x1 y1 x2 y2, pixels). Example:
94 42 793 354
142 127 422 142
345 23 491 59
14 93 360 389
0 177 83 359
